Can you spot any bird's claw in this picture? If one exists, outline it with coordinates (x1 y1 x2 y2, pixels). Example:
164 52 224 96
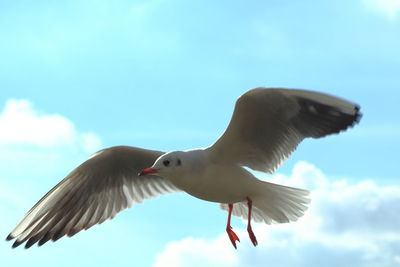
226 226 240 249
247 227 258 247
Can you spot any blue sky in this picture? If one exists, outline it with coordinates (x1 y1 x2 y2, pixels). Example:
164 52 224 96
1 0 399 266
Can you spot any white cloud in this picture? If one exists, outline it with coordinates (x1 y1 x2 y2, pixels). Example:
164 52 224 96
80 132 103 152
153 162 400 267
0 98 102 186
0 99 101 151
363 0 400 20
153 237 239 267
0 99 106 264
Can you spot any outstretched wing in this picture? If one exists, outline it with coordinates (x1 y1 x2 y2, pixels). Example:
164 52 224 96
207 87 361 173
6 146 179 248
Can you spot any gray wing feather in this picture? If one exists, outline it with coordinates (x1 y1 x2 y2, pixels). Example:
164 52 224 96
208 88 361 173
6 146 179 248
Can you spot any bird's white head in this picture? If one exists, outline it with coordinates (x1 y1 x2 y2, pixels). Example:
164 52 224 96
139 151 186 177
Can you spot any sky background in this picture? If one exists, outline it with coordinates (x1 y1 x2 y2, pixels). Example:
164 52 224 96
1 0 399 266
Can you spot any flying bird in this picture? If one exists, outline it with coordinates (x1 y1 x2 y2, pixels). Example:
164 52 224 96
6 88 361 249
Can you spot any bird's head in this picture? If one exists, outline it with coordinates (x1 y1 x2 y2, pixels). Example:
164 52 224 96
139 151 185 177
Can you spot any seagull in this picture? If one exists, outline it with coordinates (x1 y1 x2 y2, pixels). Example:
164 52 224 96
6 87 361 249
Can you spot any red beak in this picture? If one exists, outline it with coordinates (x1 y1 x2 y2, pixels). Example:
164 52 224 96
139 168 158 176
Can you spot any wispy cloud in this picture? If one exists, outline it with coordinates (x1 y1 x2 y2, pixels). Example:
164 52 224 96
153 162 400 267
363 0 400 20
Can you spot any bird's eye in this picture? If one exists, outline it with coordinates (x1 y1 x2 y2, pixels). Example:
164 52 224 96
177 159 181 166
163 160 170 167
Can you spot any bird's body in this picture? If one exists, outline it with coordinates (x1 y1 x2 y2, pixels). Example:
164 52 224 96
190 162 257 204
160 149 258 203
6 87 361 249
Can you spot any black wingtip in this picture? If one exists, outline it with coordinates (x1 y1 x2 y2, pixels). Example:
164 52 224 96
6 234 14 241
295 96 363 138
354 104 362 124
38 233 52 246
25 238 38 249
52 231 65 242
12 240 23 248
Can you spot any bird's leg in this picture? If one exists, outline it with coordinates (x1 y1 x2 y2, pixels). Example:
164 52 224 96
226 203 240 249
246 197 258 246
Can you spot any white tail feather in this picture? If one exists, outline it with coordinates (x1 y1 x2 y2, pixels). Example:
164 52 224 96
220 180 310 224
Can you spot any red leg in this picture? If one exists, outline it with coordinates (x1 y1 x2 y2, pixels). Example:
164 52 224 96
226 203 240 249
246 197 258 246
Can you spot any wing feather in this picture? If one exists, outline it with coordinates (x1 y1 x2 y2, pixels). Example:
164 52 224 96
7 146 179 248
208 88 361 173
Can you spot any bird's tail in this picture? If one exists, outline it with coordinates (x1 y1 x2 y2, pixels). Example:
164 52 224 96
220 180 310 224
